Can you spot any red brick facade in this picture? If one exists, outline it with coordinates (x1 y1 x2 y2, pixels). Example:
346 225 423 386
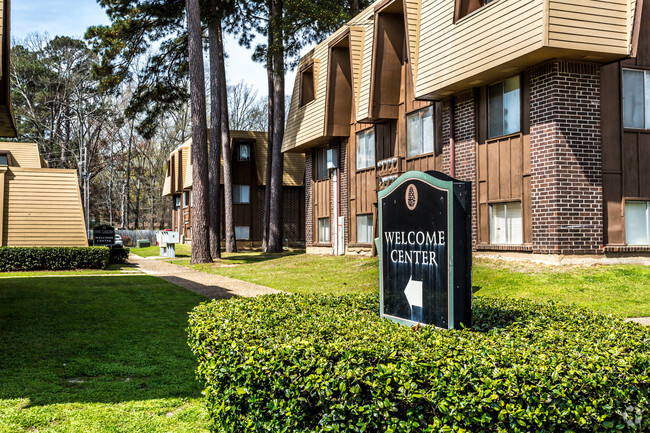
529 61 603 254
305 152 314 247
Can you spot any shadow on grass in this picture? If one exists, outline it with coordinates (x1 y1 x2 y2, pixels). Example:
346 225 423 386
220 250 304 265
0 275 205 407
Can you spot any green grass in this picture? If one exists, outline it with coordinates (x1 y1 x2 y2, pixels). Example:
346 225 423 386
176 251 650 317
0 274 209 432
178 251 378 295
0 264 139 278
131 244 192 258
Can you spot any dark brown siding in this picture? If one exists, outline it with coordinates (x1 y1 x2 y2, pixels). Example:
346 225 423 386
601 3 650 246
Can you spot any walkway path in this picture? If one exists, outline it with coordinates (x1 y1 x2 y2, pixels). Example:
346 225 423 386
129 254 280 300
626 317 650 326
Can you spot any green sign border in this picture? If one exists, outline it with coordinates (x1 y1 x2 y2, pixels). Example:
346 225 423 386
376 171 456 328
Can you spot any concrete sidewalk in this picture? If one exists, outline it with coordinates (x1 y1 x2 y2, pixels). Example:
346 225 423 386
129 254 280 300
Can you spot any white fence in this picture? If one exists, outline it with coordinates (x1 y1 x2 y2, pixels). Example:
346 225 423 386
116 229 158 247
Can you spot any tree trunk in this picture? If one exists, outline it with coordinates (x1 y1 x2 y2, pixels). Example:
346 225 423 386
216 22 237 253
262 7 274 252
352 0 360 15
208 3 222 260
186 0 212 264
123 121 134 229
135 180 141 229
267 0 285 253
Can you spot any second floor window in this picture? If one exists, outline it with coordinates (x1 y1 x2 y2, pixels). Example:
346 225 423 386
623 69 650 129
488 75 520 139
182 191 189 208
407 106 434 158
234 143 250 161
0 154 8 166
315 147 329 180
233 185 250 204
356 128 375 170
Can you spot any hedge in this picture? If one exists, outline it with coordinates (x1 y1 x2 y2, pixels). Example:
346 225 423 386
188 294 650 432
109 247 130 264
0 246 110 271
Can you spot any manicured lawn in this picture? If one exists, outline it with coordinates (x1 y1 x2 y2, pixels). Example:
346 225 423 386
0 264 138 278
0 274 209 432
177 251 650 317
173 251 378 296
131 244 192 258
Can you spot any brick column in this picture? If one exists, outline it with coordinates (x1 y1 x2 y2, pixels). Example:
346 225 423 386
305 151 313 247
529 61 603 254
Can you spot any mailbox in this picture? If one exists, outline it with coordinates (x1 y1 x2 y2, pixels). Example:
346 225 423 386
157 231 179 258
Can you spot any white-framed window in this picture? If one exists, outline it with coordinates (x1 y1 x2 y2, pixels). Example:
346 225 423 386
356 128 375 170
233 185 250 204
234 143 251 161
235 226 250 240
182 191 189 208
625 201 650 245
623 69 650 129
318 217 331 243
174 196 181 209
488 75 521 138
356 214 373 244
407 106 434 157
315 147 329 180
490 202 523 245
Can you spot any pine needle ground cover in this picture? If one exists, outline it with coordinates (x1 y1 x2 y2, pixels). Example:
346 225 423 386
0 275 209 433
177 252 650 317
189 293 650 432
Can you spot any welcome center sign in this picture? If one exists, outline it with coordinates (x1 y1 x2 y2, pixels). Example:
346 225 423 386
377 171 472 329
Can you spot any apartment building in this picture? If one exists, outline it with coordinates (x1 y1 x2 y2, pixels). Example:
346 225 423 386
162 131 306 247
282 0 650 257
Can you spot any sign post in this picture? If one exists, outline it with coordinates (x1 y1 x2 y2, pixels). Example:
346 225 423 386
377 171 472 329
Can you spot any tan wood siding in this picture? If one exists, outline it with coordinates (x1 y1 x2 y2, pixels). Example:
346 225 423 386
548 0 630 52
417 0 545 99
350 27 366 121
416 0 630 100
3 168 87 247
404 0 422 84
356 19 376 123
0 142 42 168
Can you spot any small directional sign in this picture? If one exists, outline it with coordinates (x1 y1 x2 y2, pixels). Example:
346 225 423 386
377 171 472 329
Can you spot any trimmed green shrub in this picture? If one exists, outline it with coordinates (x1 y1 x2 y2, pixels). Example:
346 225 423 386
0 246 110 271
188 294 650 432
109 247 130 264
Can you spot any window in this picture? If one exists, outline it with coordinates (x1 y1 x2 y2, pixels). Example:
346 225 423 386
233 185 250 204
235 226 250 240
407 106 434 157
625 201 650 245
234 143 251 161
300 64 315 107
318 217 331 243
182 191 189 208
357 214 373 244
315 147 329 180
490 202 522 245
623 69 650 129
488 76 520 139
174 196 181 209
454 0 495 22
356 128 375 170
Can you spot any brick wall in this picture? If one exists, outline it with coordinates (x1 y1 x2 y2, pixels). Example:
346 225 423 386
452 90 478 249
529 61 603 254
339 140 349 247
282 187 303 243
305 151 314 247
441 90 478 248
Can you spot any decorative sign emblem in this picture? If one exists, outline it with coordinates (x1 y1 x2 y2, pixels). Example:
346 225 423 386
406 184 418 210
377 171 473 329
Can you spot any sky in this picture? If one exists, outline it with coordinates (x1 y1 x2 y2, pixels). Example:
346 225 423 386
11 0 298 98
